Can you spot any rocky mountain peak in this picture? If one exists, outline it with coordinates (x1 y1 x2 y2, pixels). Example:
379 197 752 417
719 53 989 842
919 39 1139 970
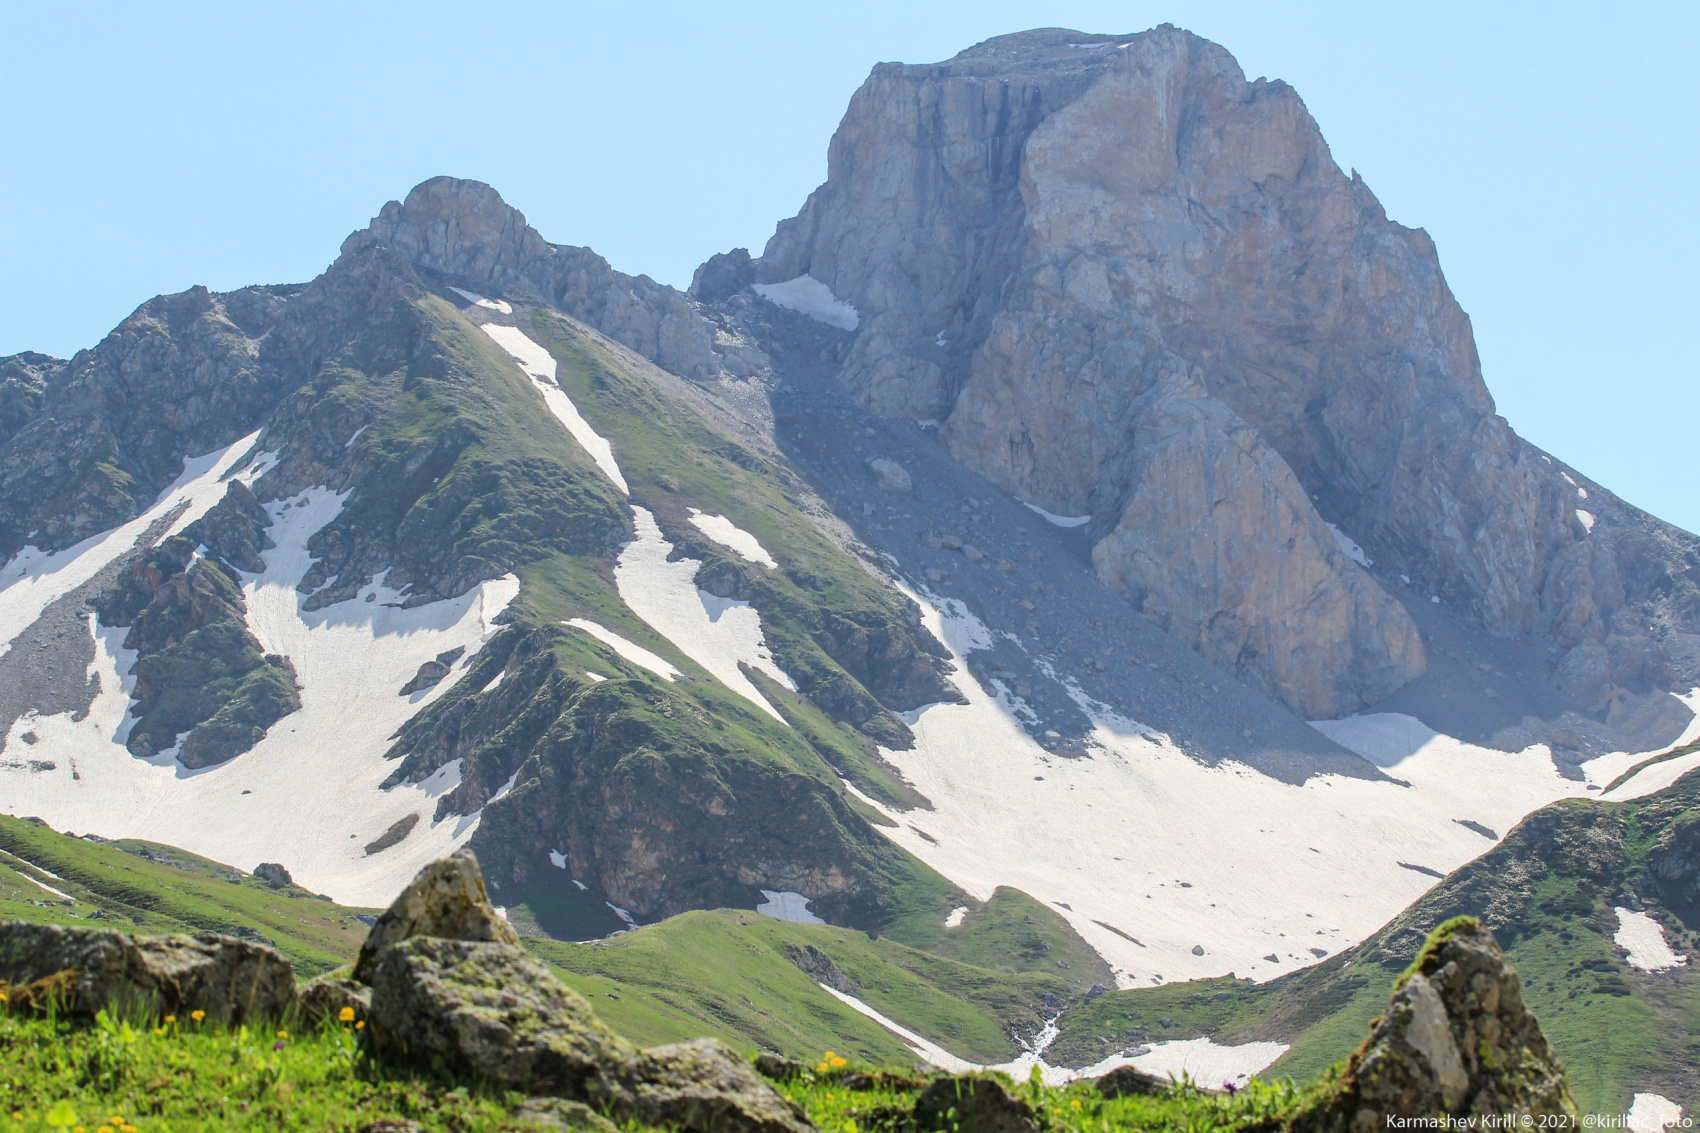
342 176 554 297
749 22 1700 718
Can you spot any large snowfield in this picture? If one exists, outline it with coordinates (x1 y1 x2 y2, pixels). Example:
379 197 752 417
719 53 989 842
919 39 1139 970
848 581 1700 989
0 438 517 908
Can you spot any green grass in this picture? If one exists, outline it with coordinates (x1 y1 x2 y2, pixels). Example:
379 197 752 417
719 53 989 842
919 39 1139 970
0 818 372 978
0 1009 1303 1133
526 907 1080 1065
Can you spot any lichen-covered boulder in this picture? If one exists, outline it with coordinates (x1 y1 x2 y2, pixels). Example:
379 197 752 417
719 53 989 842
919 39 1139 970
366 935 811 1133
1291 917 1576 1128
512 1097 619 1132
631 1038 813 1133
299 963 370 1024
352 848 518 982
912 1076 1036 1133
0 922 295 1022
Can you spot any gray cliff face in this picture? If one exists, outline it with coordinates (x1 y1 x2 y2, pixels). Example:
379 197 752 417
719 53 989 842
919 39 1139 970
756 24 1700 716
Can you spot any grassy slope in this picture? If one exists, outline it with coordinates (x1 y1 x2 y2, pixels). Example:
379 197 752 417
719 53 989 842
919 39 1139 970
1049 770 1700 1114
528 907 1081 1065
0 817 373 978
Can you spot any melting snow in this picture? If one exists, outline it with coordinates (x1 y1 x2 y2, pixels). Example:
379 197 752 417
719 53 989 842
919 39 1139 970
0 482 518 908
853 579 1609 987
756 890 825 924
688 509 778 568
751 275 859 331
1628 1095 1684 1132
1021 502 1090 528
613 507 794 723
1576 509 1596 532
448 286 513 314
562 619 681 681
819 984 1282 1086
0 434 265 659
1326 523 1371 567
549 850 568 869
944 905 968 928
478 323 629 494
1614 908 1687 971
1583 691 1700 798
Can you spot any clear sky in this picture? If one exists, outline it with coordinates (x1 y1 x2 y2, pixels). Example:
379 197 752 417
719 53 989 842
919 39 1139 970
3 2 1695 532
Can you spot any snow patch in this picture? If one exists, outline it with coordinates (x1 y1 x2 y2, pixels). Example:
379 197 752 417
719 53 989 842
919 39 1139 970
1326 523 1371 567
0 433 261 659
562 619 681 682
818 984 1283 1086
851 579 1607 987
487 769 521 805
756 890 825 924
478 323 629 494
549 850 568 869
1586 690 1700 798
688 509 777 568
1628 1094 1683 1132
614 507 794 723
448 286 513 314
944 906 968 928
344 425 367 450
1614 907 1687 971
1021 501 1090 528
1576 509 1595 532
751 275 859 331
0 481 519 908
583 670 607 683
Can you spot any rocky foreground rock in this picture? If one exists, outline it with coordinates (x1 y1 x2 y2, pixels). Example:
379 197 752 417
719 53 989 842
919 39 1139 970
1290 918 1576 1127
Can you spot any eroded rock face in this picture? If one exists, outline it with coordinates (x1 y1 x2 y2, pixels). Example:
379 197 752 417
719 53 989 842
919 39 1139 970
756 24 1700 715
1294 918 1575 1126
353 848 519 983
0 922 295 1022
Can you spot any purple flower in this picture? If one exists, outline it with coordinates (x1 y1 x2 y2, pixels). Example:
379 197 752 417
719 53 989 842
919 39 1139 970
1223 1081 1239 1096
273 1040 285 1050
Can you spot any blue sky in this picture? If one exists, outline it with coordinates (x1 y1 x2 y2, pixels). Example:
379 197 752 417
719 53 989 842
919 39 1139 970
3 2 1695 532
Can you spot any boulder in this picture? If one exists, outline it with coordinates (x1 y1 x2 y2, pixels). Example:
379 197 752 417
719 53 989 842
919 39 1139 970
912 1076 1036 1133
365 936 810 1133
866 458 912 493
513 1097 619 1132
1291 917 1576 1127
0 922 295 1022
253 862 292 888
352 848 519 983
299 964 370 1025
1093 1065 1166 1098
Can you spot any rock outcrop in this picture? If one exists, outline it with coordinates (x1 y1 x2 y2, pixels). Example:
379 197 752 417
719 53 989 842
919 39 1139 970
1291 917 1575 1126
754 25 1700 715
0 923 296 1022
352 849 519 982
355 852 813 1133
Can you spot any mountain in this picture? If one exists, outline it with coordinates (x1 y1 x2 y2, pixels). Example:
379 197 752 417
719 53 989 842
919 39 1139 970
1 20 1697 1105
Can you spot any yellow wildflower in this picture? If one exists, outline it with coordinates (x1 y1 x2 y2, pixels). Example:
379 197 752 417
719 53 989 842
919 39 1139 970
338 1006 355 1022
1071 1100 1082 1108
355 1020 365 1030
276 1030 288 1038
163 1015 175 1024
189 1010 205 1023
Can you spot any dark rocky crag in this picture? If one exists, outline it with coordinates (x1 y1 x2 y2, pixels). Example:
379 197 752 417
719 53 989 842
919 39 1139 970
751 25 1700 719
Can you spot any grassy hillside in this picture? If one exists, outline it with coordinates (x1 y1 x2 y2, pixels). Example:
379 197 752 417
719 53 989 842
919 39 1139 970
0 816 373 977
1048 767 1700 1114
